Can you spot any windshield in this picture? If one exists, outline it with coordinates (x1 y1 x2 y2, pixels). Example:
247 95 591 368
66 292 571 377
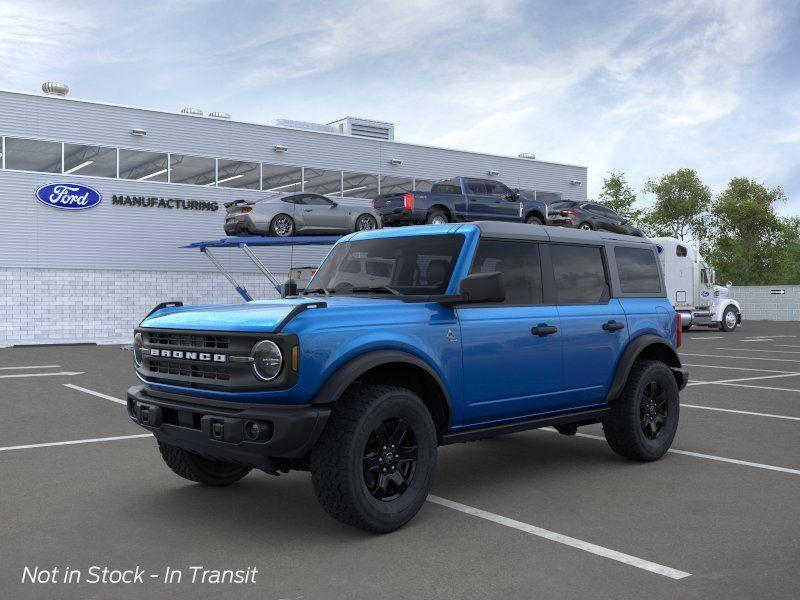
306 234 465 296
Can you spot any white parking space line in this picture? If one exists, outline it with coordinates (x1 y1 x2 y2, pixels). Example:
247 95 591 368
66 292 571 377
739 339 773 342
681 404 800 421
776 344 800 349
0 434 151 453
0 371 84 379
716 348 800 355
541 429 800 476
0 365 61 370
682 363 797 374
680 353 800 364
687 373 800 387
712 382 800 394
427 495 691 579
687 336 723 340
64 384 126 405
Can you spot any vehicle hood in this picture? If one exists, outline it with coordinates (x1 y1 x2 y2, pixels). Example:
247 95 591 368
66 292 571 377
139 296 412 333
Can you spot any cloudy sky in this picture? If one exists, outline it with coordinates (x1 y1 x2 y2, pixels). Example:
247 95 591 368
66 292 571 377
2 0 799 214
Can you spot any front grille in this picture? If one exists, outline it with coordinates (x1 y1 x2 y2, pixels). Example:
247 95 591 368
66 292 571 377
148 359 230 381
146 332 230 350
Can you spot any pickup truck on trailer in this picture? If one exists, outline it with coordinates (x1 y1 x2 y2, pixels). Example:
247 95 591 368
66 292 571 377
128 222 687 532
372 177 548 227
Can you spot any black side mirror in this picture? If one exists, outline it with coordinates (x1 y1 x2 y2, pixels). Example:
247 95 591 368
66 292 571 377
329 201 338 208
281 279 298 297
458 272 505 304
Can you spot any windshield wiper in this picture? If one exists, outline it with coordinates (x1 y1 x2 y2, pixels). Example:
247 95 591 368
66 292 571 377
351 286 401 295
301 287 334 296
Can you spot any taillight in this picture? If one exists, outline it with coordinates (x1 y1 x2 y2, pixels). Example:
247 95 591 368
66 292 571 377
370 199 376 208
241 206 252 213
562 209 579 215
676 312 682 348
403 193 414 211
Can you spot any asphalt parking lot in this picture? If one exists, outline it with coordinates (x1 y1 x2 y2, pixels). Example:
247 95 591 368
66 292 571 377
1 321 799 599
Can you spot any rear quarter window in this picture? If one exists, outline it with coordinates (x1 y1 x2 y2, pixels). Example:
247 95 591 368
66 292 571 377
614 246 662 294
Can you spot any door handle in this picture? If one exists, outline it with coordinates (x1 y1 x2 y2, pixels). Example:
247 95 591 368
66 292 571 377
603 321 625 331
531 325 558 336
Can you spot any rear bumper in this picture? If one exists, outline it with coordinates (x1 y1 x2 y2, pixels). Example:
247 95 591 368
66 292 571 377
546 217 574 228
379 208 423 225
127 385 330 468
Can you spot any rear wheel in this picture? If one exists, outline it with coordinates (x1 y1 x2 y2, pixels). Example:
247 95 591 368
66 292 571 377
355 213 378 231
158 442 251 486
269 214 295 237
426 209 449 225
311 385 437 532
719 307 738 332
525 214 543 225
579 222 593 231
602 360 679 461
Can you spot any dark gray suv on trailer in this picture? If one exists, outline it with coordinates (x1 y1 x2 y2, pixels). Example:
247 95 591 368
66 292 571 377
547 201 644 236
225 192 382 237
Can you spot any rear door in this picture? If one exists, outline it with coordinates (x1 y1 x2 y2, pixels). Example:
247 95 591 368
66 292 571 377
459 239 564 426
547 242 629 407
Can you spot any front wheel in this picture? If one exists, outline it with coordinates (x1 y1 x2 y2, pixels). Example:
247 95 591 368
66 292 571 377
719 306 738 332
311 385 437 532
525 214 543 225
158 442 252 486
602 360 679 461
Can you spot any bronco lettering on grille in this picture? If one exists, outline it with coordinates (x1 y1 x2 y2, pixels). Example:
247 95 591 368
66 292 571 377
150 348 226 362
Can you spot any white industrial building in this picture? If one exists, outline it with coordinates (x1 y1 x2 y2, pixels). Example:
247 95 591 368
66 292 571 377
0 85 588 346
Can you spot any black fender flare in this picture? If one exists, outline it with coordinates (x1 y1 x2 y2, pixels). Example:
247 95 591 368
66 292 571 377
310 349 453 423
605 334 685 403
524 209 546 223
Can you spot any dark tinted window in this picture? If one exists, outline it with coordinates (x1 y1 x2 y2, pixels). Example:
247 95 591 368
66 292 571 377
469 240 542 305
484 181 512 197
304 194 334 206
676 245 688 257
308 234 465 295
465 179 489 195
281 195 302 204
431 180 462 194
549 201 576 211
550 244 608 304
615 247 662 294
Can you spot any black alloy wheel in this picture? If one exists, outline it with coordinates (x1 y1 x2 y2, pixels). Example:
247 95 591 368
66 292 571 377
270 214 295 237
356 214 378 231
639 381 667 440
362 417 418 501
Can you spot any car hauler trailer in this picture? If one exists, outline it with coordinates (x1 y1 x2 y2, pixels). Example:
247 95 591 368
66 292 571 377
652 237 742 332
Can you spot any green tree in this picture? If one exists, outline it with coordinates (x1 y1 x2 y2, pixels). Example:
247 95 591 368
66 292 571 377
642 168 711 241
706 178 795 285
598 171 639 219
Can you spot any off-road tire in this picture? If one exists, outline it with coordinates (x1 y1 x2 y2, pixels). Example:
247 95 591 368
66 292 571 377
426 209 449 225
719 306 738 332
269 213 295 237
525 214 543 225
158 441 252 486
602 360 679 461
310 385 437 533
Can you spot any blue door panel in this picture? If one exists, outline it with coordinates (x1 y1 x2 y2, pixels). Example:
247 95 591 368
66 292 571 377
458 305 563 425
557 299 629 405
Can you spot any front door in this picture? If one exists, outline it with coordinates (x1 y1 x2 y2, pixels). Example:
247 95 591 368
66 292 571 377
464 179 496 221
547 243 629 407
458 239 564 426
484 180 522 221
300 195 348 232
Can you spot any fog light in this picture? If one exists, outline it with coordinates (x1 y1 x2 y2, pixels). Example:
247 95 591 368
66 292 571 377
245 421 261 440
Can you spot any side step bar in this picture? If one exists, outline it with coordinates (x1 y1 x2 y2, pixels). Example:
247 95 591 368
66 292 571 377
439 406 609 445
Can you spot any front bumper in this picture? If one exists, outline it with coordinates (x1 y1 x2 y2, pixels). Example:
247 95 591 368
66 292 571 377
127 385 330 468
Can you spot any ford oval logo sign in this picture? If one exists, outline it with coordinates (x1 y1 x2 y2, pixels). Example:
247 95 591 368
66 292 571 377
35 183 102 210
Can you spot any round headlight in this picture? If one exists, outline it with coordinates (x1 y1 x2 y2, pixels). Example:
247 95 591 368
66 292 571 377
133 332 144 367
252 340 283 381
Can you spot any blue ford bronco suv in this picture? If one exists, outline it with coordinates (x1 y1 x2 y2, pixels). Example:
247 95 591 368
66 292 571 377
128 222 687 532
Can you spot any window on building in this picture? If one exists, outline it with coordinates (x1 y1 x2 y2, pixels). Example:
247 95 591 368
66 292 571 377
615 247 662 294
63 144 117 177
119 149 168 182
4 138 61 173
414 179 434 192
304 168 342 196
262 164 302 193
469 240 543 305
216 159 260 189
341 172 379 198
550 244 609 304
379 175 413 195
676 245 688 257
170 154 216 186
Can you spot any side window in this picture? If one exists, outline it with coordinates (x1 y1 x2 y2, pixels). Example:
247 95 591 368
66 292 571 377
304 195 334 206
282 195 301 205
550 244 608 304
485 181 512 197
614 247 662 294
431 182 461 194
469 240 543 305
466 180 488 195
